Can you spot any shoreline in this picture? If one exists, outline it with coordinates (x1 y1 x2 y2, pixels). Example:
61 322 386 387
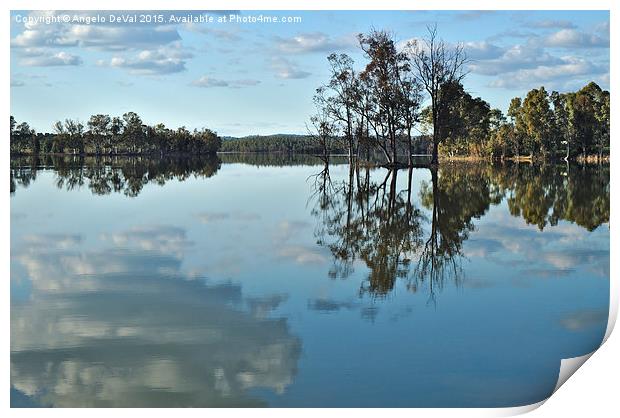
9 151 219 158
10 151 610 165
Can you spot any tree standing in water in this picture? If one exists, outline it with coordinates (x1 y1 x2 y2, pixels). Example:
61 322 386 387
406 24 468 165
358 30 424 167
314 53 358 162
307 98 336 164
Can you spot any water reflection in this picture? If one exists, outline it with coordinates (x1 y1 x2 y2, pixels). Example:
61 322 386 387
10 155 610 407
11 225 301 407
11 157 610 299
219 153 332 167
309 165 425 296
11 156 610 299
498 163 610 231
10 155 221 197
308 162 609 299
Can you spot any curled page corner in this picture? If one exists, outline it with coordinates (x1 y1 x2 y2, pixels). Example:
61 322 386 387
494 399 547 417
494 351 599 417
603 284 618 344
496 304 614 416
553 351 596 394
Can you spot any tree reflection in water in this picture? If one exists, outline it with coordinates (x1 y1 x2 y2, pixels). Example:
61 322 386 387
11 156 609 300
10 155 221 197
309 161 609 301
497 163 610 232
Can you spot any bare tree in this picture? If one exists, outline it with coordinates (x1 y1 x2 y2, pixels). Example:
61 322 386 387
307 97 336 164
407 24 468 165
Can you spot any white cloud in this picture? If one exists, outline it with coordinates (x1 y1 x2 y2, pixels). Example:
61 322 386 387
463 41 504 60
104 44 192 75
192 76 261 88
11 11 181 51
475 22 609 90
11 11 189 76
543 29 609 48
66 25 181 51
20 51 82 67
270 57 311 79
192 76 230 87
11 11 78 48
469 43 561 76
108 56 185 75
489 56 606 89
273 32 355 54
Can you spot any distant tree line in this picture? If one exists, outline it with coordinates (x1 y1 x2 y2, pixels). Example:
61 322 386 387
220 133 431 156
220 134 347 154
219 152 345 166
9 112 222 156
310 26 610 166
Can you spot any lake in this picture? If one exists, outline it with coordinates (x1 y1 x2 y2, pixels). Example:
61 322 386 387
10 154 609 407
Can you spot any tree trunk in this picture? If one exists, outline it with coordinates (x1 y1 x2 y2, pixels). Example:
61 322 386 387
348 140 353 163
388 169 398 218
407 130 413 167
431 140 439 165
392 139 397 166
406 167 413 222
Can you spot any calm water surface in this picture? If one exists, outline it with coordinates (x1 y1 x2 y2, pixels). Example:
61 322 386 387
10 155 609 407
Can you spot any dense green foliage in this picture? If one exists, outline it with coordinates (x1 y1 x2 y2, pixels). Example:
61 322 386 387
9 112 222 156
418 81 610 160
479 82 610 160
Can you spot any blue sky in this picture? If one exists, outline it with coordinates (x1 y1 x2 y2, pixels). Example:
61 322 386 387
10 10 610 136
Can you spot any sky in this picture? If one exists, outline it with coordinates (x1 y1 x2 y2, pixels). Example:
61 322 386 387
10 10 610 136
